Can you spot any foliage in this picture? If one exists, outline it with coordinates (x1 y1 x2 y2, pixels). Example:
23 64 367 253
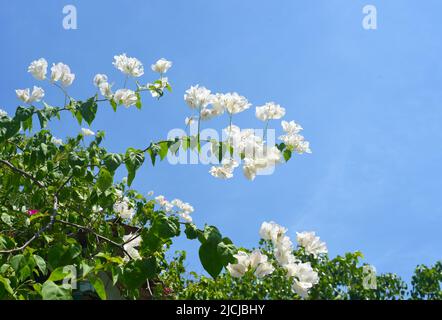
0 56 440 300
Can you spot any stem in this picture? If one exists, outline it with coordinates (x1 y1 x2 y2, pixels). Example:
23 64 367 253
56 220 123 249
197 107 202 148
123 75 128 88
52 82 71 104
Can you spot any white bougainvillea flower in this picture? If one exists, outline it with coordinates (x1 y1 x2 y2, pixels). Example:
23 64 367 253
98 82 113 99
282 120 303 134
212 92 251 115
30 86 45 102
199 107 221 121
155 195 173 212
259 221 288 243
15 86 45 104
249 249 268 269
28 58 48 80
155 195 168 206
172 199 194 213
80 128 95 136
113 196 135 220
174 199 194 222
15 89 31 103
226 251 250 278
242 158 259 181
285 262 319 298
122 233 142 262
259 221 297 267
151 58 172 74
51 137 63 146
254 261 275 278
50 62 75 87
184 85 212 109
209 93 229 115
113 89 138 107
223 126 264 158
155 196 194 221
171 198 194 222
226 261 248 278
113 53 144 77
0 109 8 118
209 159 239 180
93 74 108 87
292 280 313 298
147 77 169 98
243 147 283 179
255 102 286 121
296 231 328 257
179 212 192 222
279 133 311 154
274 245 297 267
226 250 274 279
279 120 311 154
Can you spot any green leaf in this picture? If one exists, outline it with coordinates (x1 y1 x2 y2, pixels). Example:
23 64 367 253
22 115 33 132
78 96 98 126
80 262 94 278
9 254 25 272
0 118 20 141
184 223 199 240
122 258 157 290
47 241 82 269
48 266 72 282
14 106 34 122
276 142 286 152
125 148 145 186
40 143 48 156
135 92 142 109
202 225 222 243
33 255 47 276
41 280 72 300
217 241 236 265
283 149 292 162
140 231 163 254
103 153 123 172
152 214 180 239
110 99 117 112
0 276 14 296
158 141 169 160
199 240 223 279
1 213 13 227
97 168 113 191
89 275 107 300
147 148 157 166
36 110 48 128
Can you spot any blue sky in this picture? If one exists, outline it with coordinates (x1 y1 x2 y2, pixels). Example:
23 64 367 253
1 0 441 281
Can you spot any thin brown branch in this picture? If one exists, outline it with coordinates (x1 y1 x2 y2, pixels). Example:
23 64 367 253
0 196 58 254
56 219 122 248
0 159 44 188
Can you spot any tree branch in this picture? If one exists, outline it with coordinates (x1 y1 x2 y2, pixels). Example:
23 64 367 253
56 219 122 248
0 196 58 254
0 159 45 188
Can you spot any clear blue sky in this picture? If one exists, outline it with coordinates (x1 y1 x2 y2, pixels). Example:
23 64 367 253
1 0 441 281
